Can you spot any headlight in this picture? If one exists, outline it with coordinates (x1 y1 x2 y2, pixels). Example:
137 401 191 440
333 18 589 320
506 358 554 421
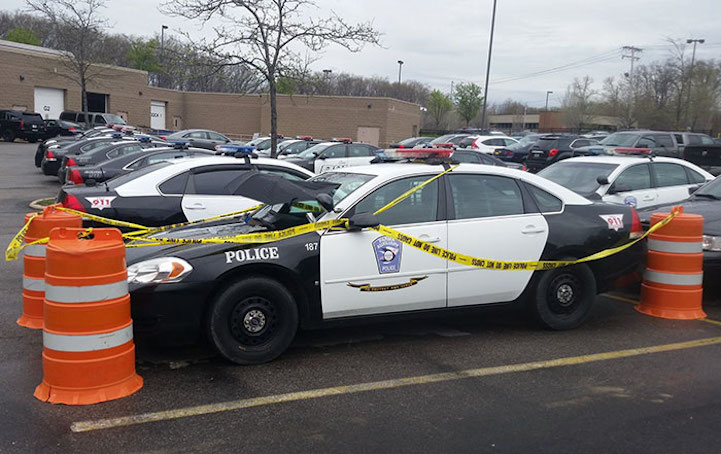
49 144 60 149
703 235 721 252
127 257 193 284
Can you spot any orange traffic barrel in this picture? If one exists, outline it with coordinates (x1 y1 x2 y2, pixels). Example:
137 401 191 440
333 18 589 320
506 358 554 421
637 207 706 320
34 227 143 405
19 205 82 329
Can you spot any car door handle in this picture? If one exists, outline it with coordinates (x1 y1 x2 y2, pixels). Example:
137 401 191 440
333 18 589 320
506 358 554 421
418 234 441 243
184 203 205 210
641 195 655 201
521 225 546 235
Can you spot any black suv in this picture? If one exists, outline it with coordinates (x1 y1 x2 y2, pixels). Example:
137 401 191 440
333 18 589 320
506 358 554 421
0 110 46 143
525 135 580 173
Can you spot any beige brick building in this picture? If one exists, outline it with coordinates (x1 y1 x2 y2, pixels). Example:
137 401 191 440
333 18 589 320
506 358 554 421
0 40 421 146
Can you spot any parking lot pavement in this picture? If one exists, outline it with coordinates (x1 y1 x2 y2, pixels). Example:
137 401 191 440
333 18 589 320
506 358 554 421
2 142 721 453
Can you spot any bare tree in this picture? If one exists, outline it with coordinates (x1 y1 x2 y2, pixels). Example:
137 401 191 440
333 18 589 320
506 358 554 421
162 0 381 156
26 0 110 112
561 76 596 132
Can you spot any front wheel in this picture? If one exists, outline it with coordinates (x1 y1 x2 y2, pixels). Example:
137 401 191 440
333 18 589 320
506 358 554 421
529 263 596 330
2 129 15 142
207 277 298 365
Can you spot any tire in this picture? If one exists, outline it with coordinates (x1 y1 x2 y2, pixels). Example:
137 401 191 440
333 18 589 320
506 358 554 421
529 262 596 330
28 138 37 143
2 129 15 142
207 276 298 365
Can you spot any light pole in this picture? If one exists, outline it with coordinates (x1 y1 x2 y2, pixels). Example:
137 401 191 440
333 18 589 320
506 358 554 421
322 69 332 95
479 0 498 131
545 91 553 111
686 38 704 129
161 25 168 59
397 60 404 84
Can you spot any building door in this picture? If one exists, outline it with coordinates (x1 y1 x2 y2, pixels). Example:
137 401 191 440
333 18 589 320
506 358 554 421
34 87 64 120
357 126 380 146
87 92 107 112
150 101 167 130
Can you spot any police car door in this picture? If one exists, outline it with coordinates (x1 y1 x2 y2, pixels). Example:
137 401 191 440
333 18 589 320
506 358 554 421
181 166 258 221
315 145 348 173
346 144 378 168
603 163 657 208
446 174 548 306
320 175 447 318
651 162 700 206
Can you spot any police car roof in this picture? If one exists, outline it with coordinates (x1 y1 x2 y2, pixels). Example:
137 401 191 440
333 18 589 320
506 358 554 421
331 162 592 206
561 156 691 165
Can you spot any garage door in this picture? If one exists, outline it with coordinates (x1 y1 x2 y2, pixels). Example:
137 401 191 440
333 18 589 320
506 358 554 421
150 101 167 130
34 87 64 120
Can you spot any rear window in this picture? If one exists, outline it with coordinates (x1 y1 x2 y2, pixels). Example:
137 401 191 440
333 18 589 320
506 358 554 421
22 113 44 122
59 112 76 121
538 162 618 196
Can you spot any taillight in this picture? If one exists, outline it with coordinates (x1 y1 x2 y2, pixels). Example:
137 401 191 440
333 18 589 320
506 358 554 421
398 144 405 148
66 157 77 166
521 165 527 171
630 208 642 239
20 120 24 129
161 136 167 140
548 148 559 157
68 168 83 185
46 150 56 160
62 193 86 212
69 126 76 131
472 142 479 149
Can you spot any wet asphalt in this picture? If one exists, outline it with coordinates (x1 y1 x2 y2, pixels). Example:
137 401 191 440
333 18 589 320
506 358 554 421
1 142 720 453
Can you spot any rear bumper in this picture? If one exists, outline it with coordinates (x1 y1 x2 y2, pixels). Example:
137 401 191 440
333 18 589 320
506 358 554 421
41 159 61 176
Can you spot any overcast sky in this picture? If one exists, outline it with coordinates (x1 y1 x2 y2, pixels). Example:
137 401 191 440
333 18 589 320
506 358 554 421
4 0 720 107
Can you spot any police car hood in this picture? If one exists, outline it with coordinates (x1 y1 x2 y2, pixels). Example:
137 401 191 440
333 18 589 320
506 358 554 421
125 219 270 264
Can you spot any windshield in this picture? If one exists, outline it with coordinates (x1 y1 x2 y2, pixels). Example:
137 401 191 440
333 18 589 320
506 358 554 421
600 133 639 147
298 143 332 158
538 162 618 196
107 162 172 187
429 134 456 144
398 137 424 146
695 177 721 199
308 172 374 206
103 114 126 125
247 137 269 147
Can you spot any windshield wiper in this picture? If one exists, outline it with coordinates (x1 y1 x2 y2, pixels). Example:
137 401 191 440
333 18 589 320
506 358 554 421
693 193 721 200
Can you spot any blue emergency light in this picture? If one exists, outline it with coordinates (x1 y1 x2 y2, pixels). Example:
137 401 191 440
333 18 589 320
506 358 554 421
111 133 123 139
171 141 190 149
218 145 256 155
137 136 152 143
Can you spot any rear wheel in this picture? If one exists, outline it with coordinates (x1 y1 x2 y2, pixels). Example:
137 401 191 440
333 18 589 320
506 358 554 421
28 138 37 143
207 277 298 365
530 263 596 330
2 129 15 142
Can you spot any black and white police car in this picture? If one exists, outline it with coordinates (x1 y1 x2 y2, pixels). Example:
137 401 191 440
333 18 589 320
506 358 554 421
282 139 380 173
126 149 644 364
537 154 714 209
58 154 314 226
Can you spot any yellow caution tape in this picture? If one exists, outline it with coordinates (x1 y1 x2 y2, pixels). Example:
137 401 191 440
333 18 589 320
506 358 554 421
56 207 149 230
124 205 263 238
373 165 458 215
4 213 38 261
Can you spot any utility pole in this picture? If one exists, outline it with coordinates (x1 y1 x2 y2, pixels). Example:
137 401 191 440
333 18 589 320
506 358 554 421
686 38 704 130
622 46 641 126
545 90 553 111
161 25 168 60
479 0 498 131
397 60 404 84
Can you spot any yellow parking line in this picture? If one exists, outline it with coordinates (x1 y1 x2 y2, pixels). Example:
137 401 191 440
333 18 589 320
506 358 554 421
71 335 721 433
602 293 721 327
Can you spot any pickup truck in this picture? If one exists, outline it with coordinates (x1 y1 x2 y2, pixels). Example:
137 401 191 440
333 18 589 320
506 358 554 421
684 138 721 176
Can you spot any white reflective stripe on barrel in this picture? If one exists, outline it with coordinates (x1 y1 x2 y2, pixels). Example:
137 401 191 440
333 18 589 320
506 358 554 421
24 244 46 258
22 276 44 292
45 280 128 303
647 239 703 254
43 324 133 352
644 269 703 286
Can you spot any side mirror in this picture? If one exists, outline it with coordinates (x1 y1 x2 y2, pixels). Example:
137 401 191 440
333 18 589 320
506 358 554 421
315 193 334 212
596 175 610 185
608 184 630 194
347 212 380 231
85 178 96 187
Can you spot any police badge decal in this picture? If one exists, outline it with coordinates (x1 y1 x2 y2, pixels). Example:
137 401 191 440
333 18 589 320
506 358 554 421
373 236 402 274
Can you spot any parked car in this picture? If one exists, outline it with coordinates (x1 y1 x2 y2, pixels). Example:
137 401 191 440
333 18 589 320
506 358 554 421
256 137 321 158
457 135 519 154
165 129 241 150
0 110 46 142
673 132 715 156
683 135 721 176
245 135 291 152
390 137 433 148
422 134 471 148
41 134 147 176
64 144 214 185
43 119 82 139
452 149 524 170
283 140 380 173
639 176 721 292
35 127 115 167
59 111 127 129
525 135 582 172
58 156 314 226
537 155 713 209
573 131 679 158
493 134 546 163
58 137 168 183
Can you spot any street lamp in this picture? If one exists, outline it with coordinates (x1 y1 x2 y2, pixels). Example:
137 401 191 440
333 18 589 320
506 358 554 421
479 0 498 130
397 60 404 84
686 38 705 129
161 25 169 59
545 91 553 111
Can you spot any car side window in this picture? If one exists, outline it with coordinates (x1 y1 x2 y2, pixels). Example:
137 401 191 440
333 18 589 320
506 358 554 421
654 134 675 148
685 167 707 184
185 131 207 139
348 144 374 157
653 163 689 187
526 184 563 213
503 138 517 146
94 115 107 125
687 135 702 146
208 132 227 141
146 152 186 165
573 140 588 147
611 164 651 191
637 136 656 148
189 169 242 195
158 171 190 195
321 145 346 159
350 176 439 226
674 134 683 144
448 174 524 220
452 152 481 164
701 136 714 145
257 167 306 182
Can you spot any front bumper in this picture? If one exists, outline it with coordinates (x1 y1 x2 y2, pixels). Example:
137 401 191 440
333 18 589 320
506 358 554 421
130 281 215 345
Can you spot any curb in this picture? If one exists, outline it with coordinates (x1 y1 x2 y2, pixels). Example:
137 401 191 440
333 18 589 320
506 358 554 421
29 198 55 211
